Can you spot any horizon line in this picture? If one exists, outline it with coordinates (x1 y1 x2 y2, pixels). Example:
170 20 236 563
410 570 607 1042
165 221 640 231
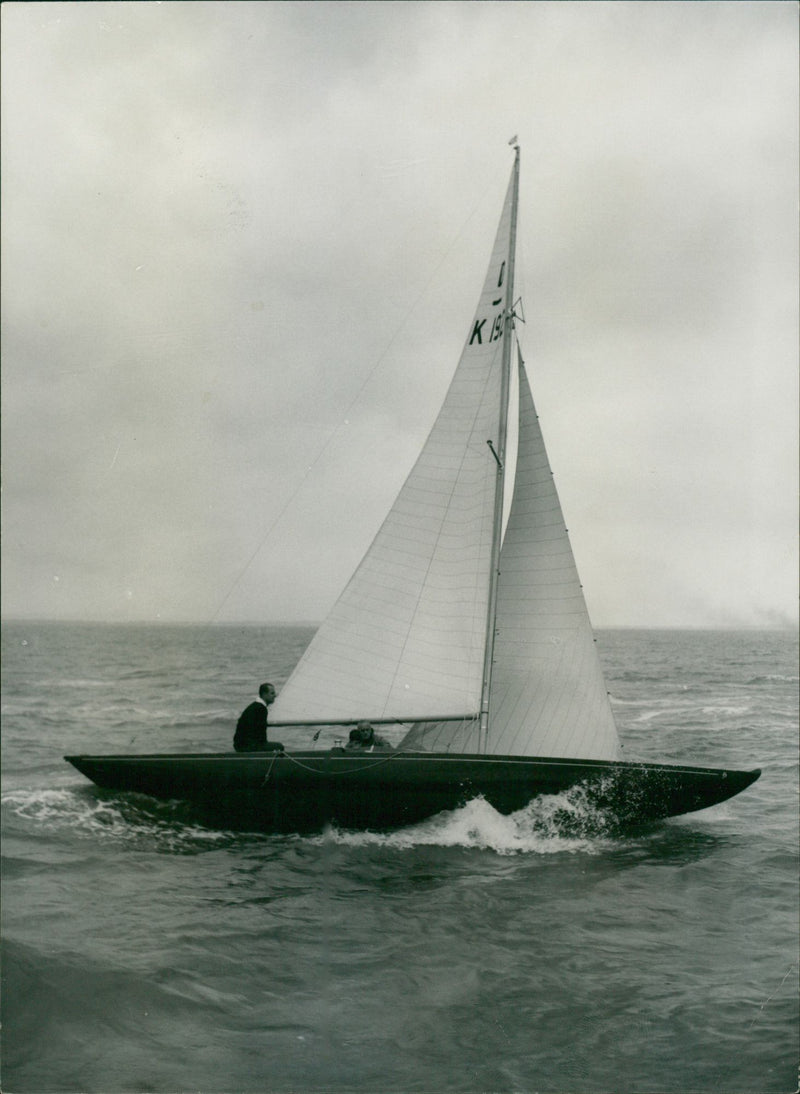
1 616 797 633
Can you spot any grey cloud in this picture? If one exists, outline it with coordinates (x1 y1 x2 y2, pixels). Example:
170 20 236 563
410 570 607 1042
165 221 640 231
2 0 796 626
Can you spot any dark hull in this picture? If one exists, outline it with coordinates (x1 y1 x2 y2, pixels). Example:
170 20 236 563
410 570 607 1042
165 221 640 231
65 750 761 833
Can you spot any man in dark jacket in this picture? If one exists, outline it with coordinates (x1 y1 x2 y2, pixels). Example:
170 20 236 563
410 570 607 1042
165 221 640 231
233 682 279 752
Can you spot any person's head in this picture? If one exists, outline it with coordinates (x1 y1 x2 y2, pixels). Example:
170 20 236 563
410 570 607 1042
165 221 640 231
353 721 374 744
348 722 374 745
259 682 276 705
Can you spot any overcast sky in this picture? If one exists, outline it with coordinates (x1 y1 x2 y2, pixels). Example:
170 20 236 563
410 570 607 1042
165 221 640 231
2 0 797 628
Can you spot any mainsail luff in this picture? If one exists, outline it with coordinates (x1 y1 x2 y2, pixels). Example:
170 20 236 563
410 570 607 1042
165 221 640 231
479 144 520 753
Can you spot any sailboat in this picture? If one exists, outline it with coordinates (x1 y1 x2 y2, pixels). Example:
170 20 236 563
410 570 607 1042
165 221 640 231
66 149 760 832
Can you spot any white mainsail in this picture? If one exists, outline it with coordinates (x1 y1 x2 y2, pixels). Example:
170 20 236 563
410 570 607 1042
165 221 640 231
270 165 517 725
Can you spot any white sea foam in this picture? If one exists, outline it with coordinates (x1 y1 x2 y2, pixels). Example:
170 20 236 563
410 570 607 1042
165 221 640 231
31 678 110 689
701 704 751 717
631 709 671 723
316 787 616 855
3 783 614 856
1 787 231 852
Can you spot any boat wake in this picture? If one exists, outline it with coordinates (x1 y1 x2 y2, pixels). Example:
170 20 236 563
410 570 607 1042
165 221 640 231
4 780 627 856
1 787 238 854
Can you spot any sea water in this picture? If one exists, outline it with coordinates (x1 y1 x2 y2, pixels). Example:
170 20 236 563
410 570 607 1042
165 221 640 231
1 623 797 1093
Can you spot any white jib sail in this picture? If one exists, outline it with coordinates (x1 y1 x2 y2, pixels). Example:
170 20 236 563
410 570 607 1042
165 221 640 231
269 165 518 725
486 354 621 761
398 351 620 760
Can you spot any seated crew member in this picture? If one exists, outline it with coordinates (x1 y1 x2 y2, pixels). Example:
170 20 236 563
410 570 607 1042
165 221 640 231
345 721 392 752
233 682 282 752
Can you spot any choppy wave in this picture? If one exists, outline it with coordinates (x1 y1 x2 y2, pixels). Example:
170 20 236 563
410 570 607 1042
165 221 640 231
31 677 111 689
1 787 238 854
2 625 797 1094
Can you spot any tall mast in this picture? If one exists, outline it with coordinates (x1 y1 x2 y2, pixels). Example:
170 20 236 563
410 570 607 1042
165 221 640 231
479 144 520 752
